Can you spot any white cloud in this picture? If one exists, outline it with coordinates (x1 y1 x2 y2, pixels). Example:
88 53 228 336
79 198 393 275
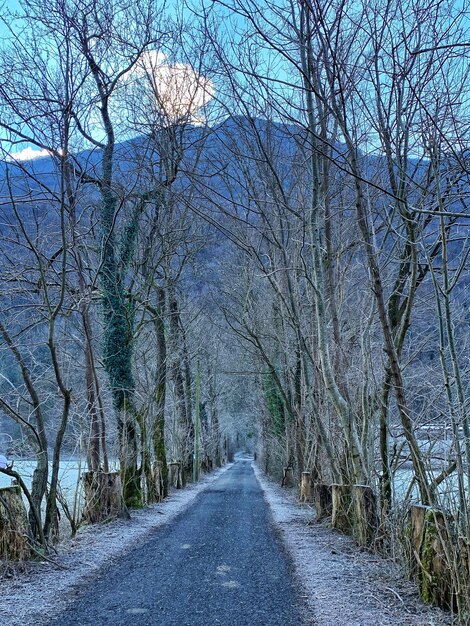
121 51 214 126
6 147 51 162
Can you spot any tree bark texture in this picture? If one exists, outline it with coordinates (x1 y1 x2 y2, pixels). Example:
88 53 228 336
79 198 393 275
313 483 333 520
82 471 127 523
0 486 31 560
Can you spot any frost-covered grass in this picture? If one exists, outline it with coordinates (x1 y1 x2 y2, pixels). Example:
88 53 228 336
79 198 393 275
0 463 233 626
253 463 454 626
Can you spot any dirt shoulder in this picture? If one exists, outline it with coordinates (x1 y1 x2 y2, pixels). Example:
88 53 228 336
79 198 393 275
253 463 455 626
0 464 232 626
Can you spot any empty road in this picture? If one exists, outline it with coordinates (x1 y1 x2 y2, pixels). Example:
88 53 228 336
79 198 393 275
55 459 307 626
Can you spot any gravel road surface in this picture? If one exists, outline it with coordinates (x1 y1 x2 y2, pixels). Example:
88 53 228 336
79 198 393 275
54 459 307 626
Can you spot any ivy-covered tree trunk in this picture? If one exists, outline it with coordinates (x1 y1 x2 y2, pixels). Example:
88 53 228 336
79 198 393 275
94 91 141 508
262 370 285 440
101 231 141 507
78 29 145 508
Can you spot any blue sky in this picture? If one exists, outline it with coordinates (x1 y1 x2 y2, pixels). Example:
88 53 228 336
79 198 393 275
0 1 23 41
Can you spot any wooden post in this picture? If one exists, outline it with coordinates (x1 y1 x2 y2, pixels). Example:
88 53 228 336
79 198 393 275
282 466 294 487
82 471 127 523
409 505 455 609
0 485 31 560
352 485 378 546
168 462 177 488
300 471 313 503
168 462 183 489
331 484 352 533
313 483 333 520
149 461 163 502
178 462 184 488
409 504 427 576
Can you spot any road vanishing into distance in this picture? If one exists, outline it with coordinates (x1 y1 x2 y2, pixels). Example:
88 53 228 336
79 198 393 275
55 459 307 626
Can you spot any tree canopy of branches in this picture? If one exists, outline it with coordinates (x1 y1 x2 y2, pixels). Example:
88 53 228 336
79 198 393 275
0 0 470 617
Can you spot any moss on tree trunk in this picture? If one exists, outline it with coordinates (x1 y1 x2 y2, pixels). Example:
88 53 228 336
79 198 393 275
409 505 468 611
0 485 31 560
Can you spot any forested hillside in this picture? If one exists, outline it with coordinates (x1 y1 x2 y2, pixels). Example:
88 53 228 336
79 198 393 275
0 0 469 620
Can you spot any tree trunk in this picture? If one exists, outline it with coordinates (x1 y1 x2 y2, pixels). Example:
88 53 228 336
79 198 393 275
282 466 294 487
168 462 183 489
84 313 101 473
152 287 168 500
29 451 48 540
138 409 153 504
169 294 194 483
299 19 366 484
0 485 31 560
300 471 313 503
352 485 378 547
117 401 142 508
83 471 127 523
64 157 102 475
44 388 71 541
332 484 353 533
410 506 456 610
85 38 142 509
313 483 333 520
